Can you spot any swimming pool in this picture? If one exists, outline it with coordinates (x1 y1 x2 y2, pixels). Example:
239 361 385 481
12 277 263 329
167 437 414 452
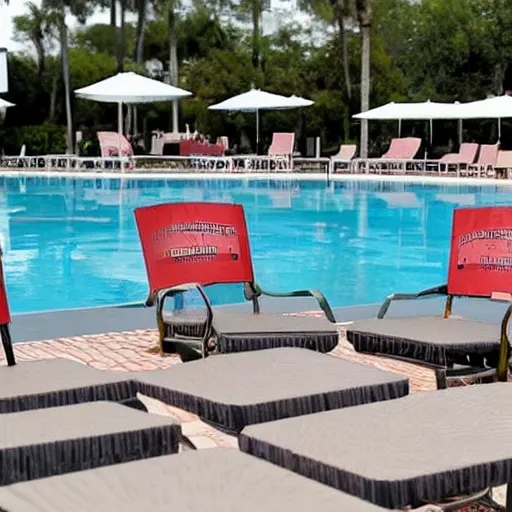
2 175 511 314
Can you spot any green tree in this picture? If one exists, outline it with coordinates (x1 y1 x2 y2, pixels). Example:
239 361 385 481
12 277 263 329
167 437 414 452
12 3 55 80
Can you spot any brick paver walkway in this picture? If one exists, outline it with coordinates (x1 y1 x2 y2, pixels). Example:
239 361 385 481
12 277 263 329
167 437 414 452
1 318 502 510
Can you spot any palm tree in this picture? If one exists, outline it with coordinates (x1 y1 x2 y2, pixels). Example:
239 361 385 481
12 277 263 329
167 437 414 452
240 0 264 70
134 0 147 64
168 0 179 132
301 0 352 140
355 0 371 157
157 0 180 132
12 3 52 80
43 0 93 153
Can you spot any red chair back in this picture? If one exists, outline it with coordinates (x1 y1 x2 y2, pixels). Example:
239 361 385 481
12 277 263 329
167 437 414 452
134 202 254 294
448 206 512 297
0 254 10 325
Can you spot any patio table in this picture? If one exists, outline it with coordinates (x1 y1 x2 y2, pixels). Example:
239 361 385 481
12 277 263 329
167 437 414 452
240 382 512 510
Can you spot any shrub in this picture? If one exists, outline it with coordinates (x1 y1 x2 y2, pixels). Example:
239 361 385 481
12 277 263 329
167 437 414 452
0 124 67 156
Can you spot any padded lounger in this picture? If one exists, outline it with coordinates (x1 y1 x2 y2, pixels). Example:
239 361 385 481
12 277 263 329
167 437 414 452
0 359 137 412
135 347 409 432
165 310 339 353
347 316 500 367
0 401 180 485
0 449 386 512
240 383 512 510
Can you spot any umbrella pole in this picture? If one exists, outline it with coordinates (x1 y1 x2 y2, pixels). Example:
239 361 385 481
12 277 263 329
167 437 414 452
256 109 259 154
118 102 123 167
499 118 502 142
458 119 463 145
398 119 401 137
118 102 123 137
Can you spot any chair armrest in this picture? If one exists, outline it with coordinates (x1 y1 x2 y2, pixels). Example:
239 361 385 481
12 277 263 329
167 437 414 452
498 302 512 382
154 283 214 358
258 286 336 323
377 284 448 319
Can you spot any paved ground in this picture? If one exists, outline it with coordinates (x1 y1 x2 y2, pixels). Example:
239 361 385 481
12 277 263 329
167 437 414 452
1 315 504 510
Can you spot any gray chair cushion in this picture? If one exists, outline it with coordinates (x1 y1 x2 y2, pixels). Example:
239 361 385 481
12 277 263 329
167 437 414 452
0 401 180 485
163 310 339 353
240 382 512 509
347 316 500 367
0 449 386 511
135 347 408 432
0 359 137 413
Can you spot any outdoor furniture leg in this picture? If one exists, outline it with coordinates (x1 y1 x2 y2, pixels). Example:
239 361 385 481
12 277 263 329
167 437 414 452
0 324 15 367
506 481 512 511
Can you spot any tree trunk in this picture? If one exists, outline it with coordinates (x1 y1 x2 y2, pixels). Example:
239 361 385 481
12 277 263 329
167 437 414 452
168 4 179 132
334 7 351 98
110 0 116 26
34 38 46 80
61 23 74 154
251 0 261 69
135 0 146 64
48 71 58 122
360 24 370 157
116 0 125 73
356 0 371 158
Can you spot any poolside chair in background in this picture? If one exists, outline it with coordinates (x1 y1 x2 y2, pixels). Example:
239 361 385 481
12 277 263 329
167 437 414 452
134 202 338 361
465 143 499 177
346 206 512 388
494 150 512 179
97 131 134 170
267 132 295 170
330 144 357 173
361 137 421 174
438 142 479 175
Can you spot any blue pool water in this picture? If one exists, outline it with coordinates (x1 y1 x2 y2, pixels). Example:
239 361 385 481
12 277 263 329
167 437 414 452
1 175 511 314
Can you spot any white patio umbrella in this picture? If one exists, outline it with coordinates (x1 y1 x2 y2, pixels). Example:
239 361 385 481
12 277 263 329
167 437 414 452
208 89 313 150
75 72 192 136
0 98 14 108
354 100 462 141
287 95 314 107
455 95 512 140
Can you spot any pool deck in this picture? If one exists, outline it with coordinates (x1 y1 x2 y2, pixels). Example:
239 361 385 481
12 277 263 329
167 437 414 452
4 300 508 509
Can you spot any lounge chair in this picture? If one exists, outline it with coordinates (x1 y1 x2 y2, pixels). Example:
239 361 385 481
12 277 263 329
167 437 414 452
346 205 512 388
266 132 295 170
360 137 421 174
135 347 409 433
0 449 386 511
97 131 133 170
240 382 512 510
0 401 180 485
438 142 479 175
465 143 498 177
330 144 357 173
134 201 339 360
494 150 512 179
0 254 142 413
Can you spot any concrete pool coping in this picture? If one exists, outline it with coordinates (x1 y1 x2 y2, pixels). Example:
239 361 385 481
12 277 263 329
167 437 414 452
1 170 512 186
10 293 510 343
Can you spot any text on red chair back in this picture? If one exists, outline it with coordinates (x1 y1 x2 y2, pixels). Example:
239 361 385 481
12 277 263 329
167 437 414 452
448 206 512 297
134 202 254 293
